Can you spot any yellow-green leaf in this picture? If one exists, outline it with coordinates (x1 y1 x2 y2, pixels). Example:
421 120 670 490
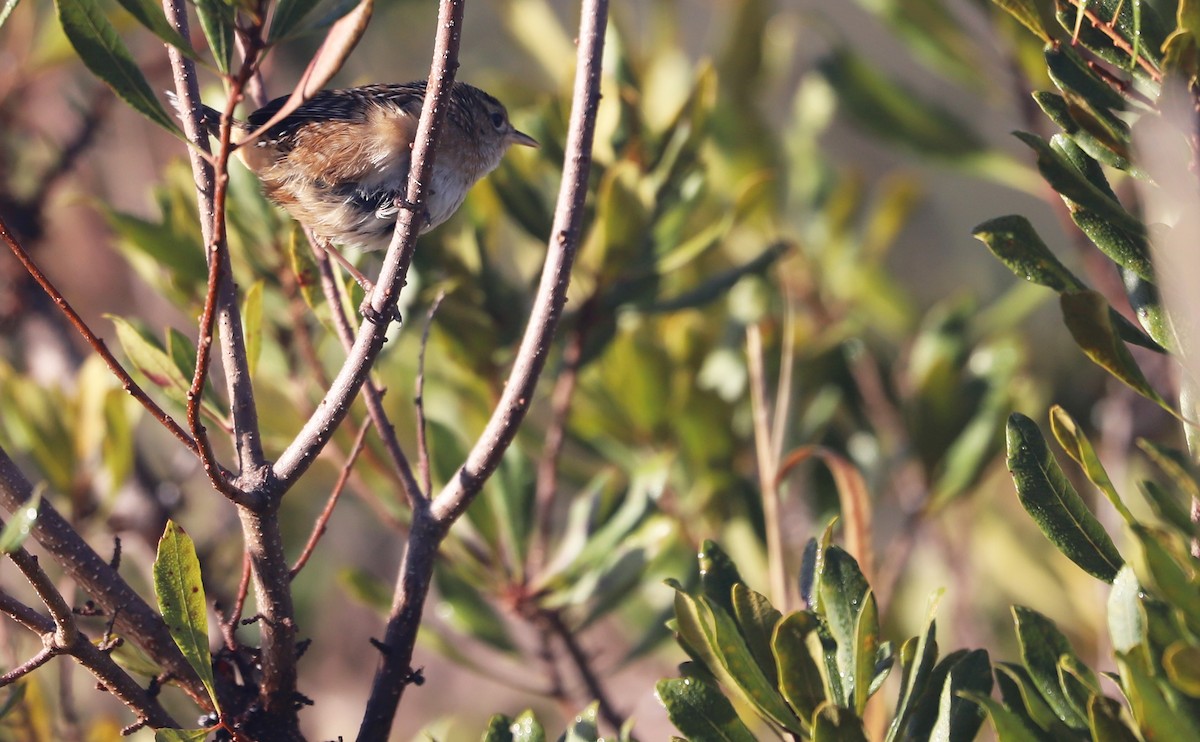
153 521 218 711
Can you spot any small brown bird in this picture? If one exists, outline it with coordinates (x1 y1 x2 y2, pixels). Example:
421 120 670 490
194 81 537 287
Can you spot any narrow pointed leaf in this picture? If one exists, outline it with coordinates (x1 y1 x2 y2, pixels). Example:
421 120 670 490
656 677 757 742
55 0 180 134
698 540 743 617
113 0 200 59
1012 606 1087 729
972 215 1085 292
964 691 1057 741
268 0 324 41
992 0 1051 39
153 521 217 710
731 584 781 680
994 662 1066 734
194 0 234 74
929 649 992 742
771 611 826 724
1006 413 1123 582
1048 405 1136 525
1060 291 1175 414
1131 525 1200 634
812 704 869 742
1087 695 1139 742
886 594 941 742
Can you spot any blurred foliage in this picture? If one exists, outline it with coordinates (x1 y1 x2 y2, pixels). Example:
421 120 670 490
1 0 1199 738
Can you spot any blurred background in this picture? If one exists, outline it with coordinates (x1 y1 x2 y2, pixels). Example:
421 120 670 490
0 0 1182 739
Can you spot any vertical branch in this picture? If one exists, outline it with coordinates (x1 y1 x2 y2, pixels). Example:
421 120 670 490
747 324 787 610
357 1 608 738
162 0 267 487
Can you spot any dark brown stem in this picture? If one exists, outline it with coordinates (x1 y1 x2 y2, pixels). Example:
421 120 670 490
540 609 626 733
290 421 370 579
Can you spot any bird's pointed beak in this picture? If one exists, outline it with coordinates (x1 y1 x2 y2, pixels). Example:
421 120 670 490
509 128 539 148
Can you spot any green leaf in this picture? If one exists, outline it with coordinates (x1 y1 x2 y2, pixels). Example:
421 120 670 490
731 584 781 681
338 567 391 614
929 649 992 742
1117 649 1200 738
1139 480 1196 535
972 215 1085 292
1131 525 1200 635
562 703 599 742
770 612 827 725
698 540 743 618
482 714 515 742
886 593 941 742
153 521 217 710
0 490 40 554
992 0 1051 39
1005 413 1124 582
817 547 871 709
1122 270 1172 350
851 589 881 713
1044 45 1128 113
1060 291 1175 414
817 48 985 160
1137 440 1200 501
194 0 234 74
155 730 213 742
656 677 758 742
54 0 180 134
1012 606 1087 729
110 317 191 403
671 589 803 734
993 662 1066 735
965 690 1056 741
812 704 869 742
1048 405 1136 525
1031 92 1142 176
113 0 200 59
1013 132 1144 236
1087 695 1139 742
509 709 546 742
242 280 264 379
433 563 516 654
268 0 324 41
1163 643 1200 696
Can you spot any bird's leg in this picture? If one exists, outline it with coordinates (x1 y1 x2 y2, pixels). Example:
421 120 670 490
318 239 400 325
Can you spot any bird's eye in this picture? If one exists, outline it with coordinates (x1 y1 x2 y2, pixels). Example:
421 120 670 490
490 112 506 129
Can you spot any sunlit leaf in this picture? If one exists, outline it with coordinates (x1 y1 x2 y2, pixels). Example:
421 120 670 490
1012 606 1088 729
1006 412 1123 582
193 0 233 74
153 521 218 710
656 677 757 742
1048 405 1136 525
113 0 200 60
54 0 180 135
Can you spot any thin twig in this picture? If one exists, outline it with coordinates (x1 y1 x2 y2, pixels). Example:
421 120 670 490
415 292 447 498
290 421 371 579
0 216 205 461
310 237 426 507
747 324 787 610
529 300 593 575
540 609 626 733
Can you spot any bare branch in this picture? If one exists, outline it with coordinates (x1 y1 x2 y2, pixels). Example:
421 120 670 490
162 0 267 496
415 292 447 497
357 1 608 737
430 0 608 525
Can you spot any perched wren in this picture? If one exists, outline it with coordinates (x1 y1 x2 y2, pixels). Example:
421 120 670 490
194 81 537 290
